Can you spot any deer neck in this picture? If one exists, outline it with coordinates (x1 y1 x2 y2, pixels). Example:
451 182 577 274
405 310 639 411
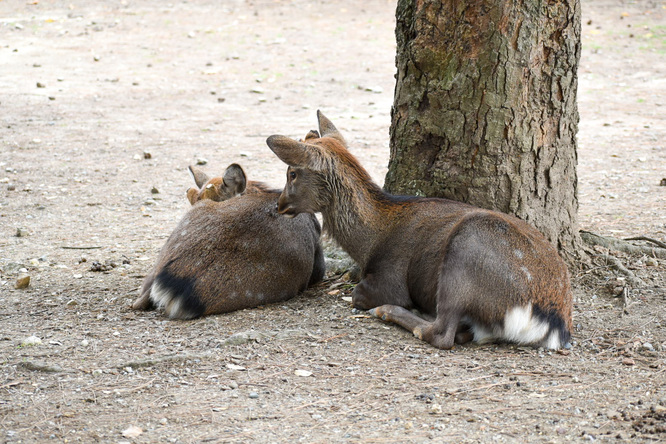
320 179 391 267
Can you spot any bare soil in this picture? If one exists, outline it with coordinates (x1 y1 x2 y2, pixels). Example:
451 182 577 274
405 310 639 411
1 1 665 443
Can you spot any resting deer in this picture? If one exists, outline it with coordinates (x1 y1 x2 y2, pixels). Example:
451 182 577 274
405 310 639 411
186 164 271 204
131 163 326 319
266 111 572 349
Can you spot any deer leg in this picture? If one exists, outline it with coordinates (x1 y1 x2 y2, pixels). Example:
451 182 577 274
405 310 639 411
131 289 154 310
351 272 410 310
370 305 429 333
454 325 475 345
131 272 156 310
370 305 461 350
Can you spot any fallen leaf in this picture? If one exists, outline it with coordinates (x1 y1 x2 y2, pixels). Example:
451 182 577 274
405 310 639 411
122 425 143 438
226 363 246 371
622 358 635 366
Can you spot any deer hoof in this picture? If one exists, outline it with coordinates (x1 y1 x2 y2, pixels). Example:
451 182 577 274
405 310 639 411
368 306 387 320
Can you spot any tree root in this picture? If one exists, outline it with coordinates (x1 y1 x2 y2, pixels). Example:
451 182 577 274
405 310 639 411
624 236 666 249
580 231 666 259
596 254 644 287
118 353 210 370
19 361 73 373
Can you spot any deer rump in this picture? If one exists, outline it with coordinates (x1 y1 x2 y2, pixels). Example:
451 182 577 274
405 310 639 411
144 192 323 319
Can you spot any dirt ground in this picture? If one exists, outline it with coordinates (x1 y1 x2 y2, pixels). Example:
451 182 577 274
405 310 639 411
1 0 665 442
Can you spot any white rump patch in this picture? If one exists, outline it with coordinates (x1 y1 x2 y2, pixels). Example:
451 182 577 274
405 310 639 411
469 322 495 345
501 304 558 348
150 279 173 311
466 304 562 349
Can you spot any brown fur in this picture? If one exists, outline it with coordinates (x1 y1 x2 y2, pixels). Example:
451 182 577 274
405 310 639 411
266 111 572 350
186 164 272 204
131 163 325 319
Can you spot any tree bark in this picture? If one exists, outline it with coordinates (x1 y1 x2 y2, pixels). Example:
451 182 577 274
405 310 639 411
385 0 582 258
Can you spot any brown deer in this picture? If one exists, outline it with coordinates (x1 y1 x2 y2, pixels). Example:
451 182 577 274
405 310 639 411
266 111 573 349
186 164 272 204
131 163 326 319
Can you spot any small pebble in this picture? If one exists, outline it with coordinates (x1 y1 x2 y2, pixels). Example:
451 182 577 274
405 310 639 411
645 258 658 267
622 357 635 366
196 158 208 165
16 228 30 237
81 339 89 347
15 274 30 289
36 82 46 88
151 186 159 194
248 392 259 399
143 151 152 159
22 335 42 346
364 85 383 93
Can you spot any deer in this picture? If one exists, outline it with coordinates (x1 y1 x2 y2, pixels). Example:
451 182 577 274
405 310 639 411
266 111 573 350
186 164 271 204
131 163 326 319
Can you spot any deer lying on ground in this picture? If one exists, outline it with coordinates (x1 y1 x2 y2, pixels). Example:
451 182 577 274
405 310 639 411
266 111 573 349
131 163 326 319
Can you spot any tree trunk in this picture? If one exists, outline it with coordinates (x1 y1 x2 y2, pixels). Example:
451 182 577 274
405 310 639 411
385 0 582 258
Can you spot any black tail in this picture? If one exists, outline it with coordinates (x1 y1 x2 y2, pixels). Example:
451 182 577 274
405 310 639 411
150 266 206 319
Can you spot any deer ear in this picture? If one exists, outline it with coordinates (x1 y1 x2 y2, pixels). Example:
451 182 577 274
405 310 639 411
266 135 327 170
303 129 320 141
188 166 210 189
186 187 199 205
316 110 346 145
222 163 247 195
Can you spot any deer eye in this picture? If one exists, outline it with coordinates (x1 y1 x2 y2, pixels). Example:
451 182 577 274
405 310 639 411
289 171 296 180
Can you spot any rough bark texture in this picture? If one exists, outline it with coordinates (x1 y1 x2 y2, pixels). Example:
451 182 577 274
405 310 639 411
386 0 582 258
